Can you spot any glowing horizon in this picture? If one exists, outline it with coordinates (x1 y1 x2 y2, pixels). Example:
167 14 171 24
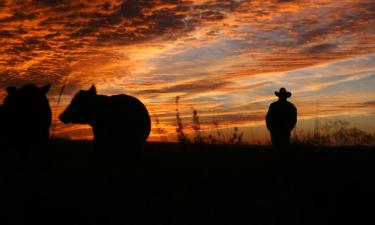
0 0 374 143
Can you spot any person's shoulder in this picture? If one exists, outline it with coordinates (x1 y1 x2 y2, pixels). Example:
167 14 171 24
287 101 297 109
270 101 279 106
268 101 277 110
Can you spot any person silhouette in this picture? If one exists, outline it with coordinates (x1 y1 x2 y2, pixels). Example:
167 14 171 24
266 88 297 147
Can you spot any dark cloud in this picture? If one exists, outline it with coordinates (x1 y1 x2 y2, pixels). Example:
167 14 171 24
363 101 375 107
276 0 298 3
0 30 15 38
302 43 337 54
338 101 375 109
199 112 265 125
32 0 68 6
296 2 375 46
0 0 255 97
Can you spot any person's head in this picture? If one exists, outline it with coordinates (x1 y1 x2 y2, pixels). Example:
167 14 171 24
275 87 291 101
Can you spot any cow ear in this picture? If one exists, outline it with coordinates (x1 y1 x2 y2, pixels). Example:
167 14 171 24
40 84 51 94
6 86 17 94
88 85 96 95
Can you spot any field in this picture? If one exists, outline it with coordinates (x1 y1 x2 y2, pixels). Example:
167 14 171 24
1 140 375 225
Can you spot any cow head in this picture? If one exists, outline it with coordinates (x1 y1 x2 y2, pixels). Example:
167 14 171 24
60 85 97 124
4 84 51 109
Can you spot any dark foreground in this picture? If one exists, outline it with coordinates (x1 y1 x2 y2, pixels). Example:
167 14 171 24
1 141 375 225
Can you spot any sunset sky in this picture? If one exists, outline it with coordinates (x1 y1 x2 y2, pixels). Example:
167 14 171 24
0 0 374 142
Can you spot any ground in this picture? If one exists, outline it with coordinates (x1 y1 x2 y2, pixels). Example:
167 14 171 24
1 141 374 224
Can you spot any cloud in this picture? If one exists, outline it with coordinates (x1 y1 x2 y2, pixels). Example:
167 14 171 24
1 0 374 85
301 43 337 54
0 0 247 88
343 101 375 109
137 78 232 95
363 101 375 107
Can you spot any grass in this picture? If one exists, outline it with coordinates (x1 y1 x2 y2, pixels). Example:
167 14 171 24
174 96 244 145
1 140 375 224
292 119 375 146
174 96 375 146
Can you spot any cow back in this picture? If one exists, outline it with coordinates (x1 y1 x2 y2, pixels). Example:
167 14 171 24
91 94 151 150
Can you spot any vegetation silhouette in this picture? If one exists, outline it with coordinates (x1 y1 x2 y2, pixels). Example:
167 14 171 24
60 85 151 152
266 88 297 147
292 119 374 146
0 84 52 151
175 96 244 145
40 140 375 225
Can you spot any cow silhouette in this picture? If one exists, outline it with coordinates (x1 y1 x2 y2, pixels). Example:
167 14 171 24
0 84 52 151
60 85 151 152
266 88 297 147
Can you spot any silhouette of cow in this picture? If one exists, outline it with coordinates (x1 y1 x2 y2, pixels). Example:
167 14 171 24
0 84 52 151
266 88 297 147
60 85 151 152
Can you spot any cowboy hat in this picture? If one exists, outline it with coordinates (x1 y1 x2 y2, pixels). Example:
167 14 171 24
275 87 291 98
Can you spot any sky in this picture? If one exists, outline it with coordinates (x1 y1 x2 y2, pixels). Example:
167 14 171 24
0 0 374 142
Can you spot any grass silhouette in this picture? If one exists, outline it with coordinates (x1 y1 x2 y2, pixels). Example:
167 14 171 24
174 97 374 147
175 96 244 145
292 119 374 146
2 139 375 224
